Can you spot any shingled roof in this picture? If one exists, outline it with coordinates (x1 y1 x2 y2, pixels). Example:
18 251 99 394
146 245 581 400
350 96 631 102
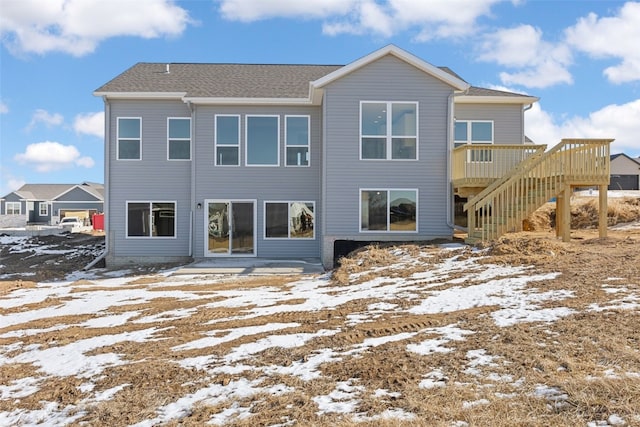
95 58 533 101
5 182 104 201
95 63 343 98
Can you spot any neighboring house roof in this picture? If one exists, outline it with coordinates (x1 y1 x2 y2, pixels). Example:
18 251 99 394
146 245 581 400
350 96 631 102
456 86 538 104
2 183 105 202
611 153 640 166
94 44 536 105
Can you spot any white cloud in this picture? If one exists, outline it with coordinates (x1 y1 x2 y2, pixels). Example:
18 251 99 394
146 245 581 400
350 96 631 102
74 112 104 138
219 0 355 22
27 109 63 130
0 0 191 57
218 0 503 39
0 101 8 114
14 141 95 172
478 25 573 88
525 100 640 156
565 1 640 84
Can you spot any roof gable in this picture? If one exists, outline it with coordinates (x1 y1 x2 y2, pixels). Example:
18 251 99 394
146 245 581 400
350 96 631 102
611 153 640 166
55 185 104 202
311 45 470 91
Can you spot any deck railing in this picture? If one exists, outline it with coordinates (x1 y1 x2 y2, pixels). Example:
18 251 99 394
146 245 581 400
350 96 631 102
463 138 612 242
452 144 546 186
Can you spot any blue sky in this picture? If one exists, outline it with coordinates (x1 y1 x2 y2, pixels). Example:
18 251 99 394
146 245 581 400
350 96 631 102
1 0 639 196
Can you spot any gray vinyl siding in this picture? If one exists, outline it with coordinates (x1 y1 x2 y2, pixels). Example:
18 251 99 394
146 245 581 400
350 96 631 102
323 55 454 241
192 105 322 259
454 104 525 144
33 201 50 223
611 156 640 175
56 187 102 202
107 100 192 258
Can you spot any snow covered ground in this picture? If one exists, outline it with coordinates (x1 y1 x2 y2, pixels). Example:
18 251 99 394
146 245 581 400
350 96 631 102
1 233 639 426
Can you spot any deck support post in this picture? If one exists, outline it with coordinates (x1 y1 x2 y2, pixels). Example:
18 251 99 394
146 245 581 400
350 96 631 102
599 184 608 238
555 194 562 238
561 186 571 242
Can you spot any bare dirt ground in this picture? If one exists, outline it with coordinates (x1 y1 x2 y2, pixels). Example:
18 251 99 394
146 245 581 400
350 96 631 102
1 197 640 426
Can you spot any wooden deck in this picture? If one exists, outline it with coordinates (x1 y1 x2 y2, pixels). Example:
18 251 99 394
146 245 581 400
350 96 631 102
453 139 613 243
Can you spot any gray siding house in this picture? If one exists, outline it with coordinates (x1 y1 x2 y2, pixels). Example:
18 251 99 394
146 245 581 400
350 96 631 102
95 45 540 268
0 182 104 228
609 153 640 190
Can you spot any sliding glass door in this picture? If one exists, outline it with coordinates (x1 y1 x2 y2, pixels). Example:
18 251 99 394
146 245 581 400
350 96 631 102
206 200 255 256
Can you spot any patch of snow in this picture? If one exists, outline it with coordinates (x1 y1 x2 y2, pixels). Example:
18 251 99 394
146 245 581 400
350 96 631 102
462 398 490 409
224 329 339 363
173 322 301 351
131 378 292 427
407 325 474 355
0 327 166 378
373 388 401 398
0 377 42 399
419 369 448 389
94 384 130 401
313 380 364 415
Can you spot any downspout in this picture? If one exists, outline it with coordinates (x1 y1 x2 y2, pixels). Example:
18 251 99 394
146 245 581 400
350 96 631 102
187 100 195 258
446 90 468 233
102 96 110 258
522 103 533 144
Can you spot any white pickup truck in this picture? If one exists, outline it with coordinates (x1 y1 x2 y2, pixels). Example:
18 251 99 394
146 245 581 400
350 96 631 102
59 217 84 232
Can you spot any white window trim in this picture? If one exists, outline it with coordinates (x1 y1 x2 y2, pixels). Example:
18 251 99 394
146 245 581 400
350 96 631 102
117 117 142 161
454 120 494 163
214 114 241 166
125 200 177 239
39 203 48 216
245 115 280 167
454 120 494 145
284 115 311 167
203 199 257 258
359 188 419 233
167 117 192 161
6 202 21 215
359 101 419 161
263 200 316 240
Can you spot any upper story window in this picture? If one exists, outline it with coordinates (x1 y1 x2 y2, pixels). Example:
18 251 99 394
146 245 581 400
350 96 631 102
39 203 48 216
360 189 417 232
168 118 191 160
6 202 20 215
215 115 240 166
360 101 418 160
454 120 493 162
246 115 280 166
285 115 310 166
117 117 142 160
126 201 176 238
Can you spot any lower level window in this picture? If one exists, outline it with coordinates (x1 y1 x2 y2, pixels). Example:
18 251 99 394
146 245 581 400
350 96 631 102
265 201 315 239
360 189 417 232
127 201 176 237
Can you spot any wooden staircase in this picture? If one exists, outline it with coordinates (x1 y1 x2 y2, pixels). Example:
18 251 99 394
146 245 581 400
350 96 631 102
463 138 613 243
